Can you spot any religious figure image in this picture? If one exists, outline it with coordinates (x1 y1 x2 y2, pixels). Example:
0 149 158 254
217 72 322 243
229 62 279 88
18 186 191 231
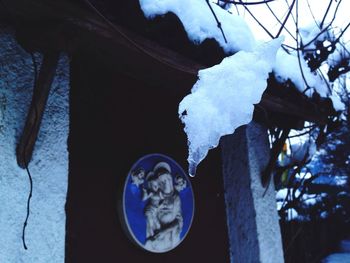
142 162 184 252
142 172 163 238
123 154 194 253
174 174 187 192
130 168 145 187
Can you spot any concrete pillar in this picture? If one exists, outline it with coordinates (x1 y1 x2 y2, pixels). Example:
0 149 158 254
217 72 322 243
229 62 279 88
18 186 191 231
221 121 284 263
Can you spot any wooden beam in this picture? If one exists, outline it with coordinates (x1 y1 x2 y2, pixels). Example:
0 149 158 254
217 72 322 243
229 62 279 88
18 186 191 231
2 0 204 75
16 51 60 168
3 0 332 126
259 93 329 125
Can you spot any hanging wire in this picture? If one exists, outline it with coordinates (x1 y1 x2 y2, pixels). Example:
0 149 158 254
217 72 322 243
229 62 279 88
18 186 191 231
0 0 36 250
21 52 38 250
82 0 201 74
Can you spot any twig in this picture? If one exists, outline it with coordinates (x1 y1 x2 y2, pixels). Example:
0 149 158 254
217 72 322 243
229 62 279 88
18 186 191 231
287 126 317 139
265 2 296 41
306 0 320 29
239 0 274 39
205 0 228 43
262 128 291 189
303 0 343 49
219 0 275 5
276 0 296 38
334 22 350 44
285 225 304 254
320 0 333 29
317 68 332 94
295 0 312 94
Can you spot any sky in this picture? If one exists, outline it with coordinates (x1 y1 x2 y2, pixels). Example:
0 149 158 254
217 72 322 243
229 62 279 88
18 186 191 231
234 0 350 45
232 0 350 144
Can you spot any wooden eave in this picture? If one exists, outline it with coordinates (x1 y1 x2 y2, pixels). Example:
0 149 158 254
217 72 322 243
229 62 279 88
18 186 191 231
2 0 333 127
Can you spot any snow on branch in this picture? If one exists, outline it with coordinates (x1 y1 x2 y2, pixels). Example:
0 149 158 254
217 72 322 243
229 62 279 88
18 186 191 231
205 0 227 44
218 0 275 5
139 0 256 53
138 0 348 175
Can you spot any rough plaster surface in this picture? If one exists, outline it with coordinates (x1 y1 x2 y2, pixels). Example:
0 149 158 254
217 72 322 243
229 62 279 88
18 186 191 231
0 28 69 263
221 122 284 263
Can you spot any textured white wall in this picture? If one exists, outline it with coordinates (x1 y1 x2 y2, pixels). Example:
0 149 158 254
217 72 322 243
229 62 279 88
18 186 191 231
0 28 69 263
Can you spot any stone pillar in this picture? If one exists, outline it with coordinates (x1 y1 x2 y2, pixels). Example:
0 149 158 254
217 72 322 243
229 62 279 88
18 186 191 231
221 122 284 263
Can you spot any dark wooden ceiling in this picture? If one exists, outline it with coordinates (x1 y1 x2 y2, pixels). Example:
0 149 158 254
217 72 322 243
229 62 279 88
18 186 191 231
1 0 336 127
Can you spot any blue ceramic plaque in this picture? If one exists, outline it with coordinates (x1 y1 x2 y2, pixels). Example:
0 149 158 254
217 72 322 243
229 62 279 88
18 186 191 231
121 154 194 253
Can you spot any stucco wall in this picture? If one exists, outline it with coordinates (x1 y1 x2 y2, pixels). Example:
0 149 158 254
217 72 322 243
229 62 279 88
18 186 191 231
0 27 69 263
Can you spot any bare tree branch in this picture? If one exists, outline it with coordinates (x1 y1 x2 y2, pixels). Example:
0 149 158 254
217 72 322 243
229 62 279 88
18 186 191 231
219 0 275 5
265 2 296 41
303 0 343 49
294 0 312 93
238 0 274 39
205 0 228 43
306 0 320 29
276 0 296 38
320 0 333 29
287 126 317 139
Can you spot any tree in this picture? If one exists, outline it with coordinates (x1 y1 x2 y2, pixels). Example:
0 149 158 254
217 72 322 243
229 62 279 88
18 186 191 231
211 0 350 221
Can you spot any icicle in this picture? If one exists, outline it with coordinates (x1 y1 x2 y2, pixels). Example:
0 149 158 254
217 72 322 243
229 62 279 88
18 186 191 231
188 161 197 178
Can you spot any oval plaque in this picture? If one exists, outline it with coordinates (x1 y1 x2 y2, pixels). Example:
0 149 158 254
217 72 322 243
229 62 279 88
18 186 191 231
120 154 194 253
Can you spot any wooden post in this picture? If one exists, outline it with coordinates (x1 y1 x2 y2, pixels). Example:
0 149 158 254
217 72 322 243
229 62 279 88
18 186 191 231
16 52 60 168
221 121 284 263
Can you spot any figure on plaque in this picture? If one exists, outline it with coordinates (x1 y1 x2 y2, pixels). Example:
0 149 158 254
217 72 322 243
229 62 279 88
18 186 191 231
131 168 146 187
174 175 187 192
123 154 194 253
143 162 184 252
142 172 163 238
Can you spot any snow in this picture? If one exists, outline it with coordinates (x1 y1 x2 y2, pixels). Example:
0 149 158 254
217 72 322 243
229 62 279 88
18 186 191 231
139 0 256 53
328 42 350 68
138 0 347 173
276 188 288 200
287 208 299 220
296 171 312 180
276 188 302 201
276 189 322 206
312 175 348 186
320 211 329 219
0 29 68 263
322 253 350 263
339 240 350 253
234 1 350 47
276 201 283 210
322 238 350 262
300 23 334 50
330 94 345 111
290 139 316 163
279 140 316 167
303 197 317 206
274 49 329 97
179 38 282 176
